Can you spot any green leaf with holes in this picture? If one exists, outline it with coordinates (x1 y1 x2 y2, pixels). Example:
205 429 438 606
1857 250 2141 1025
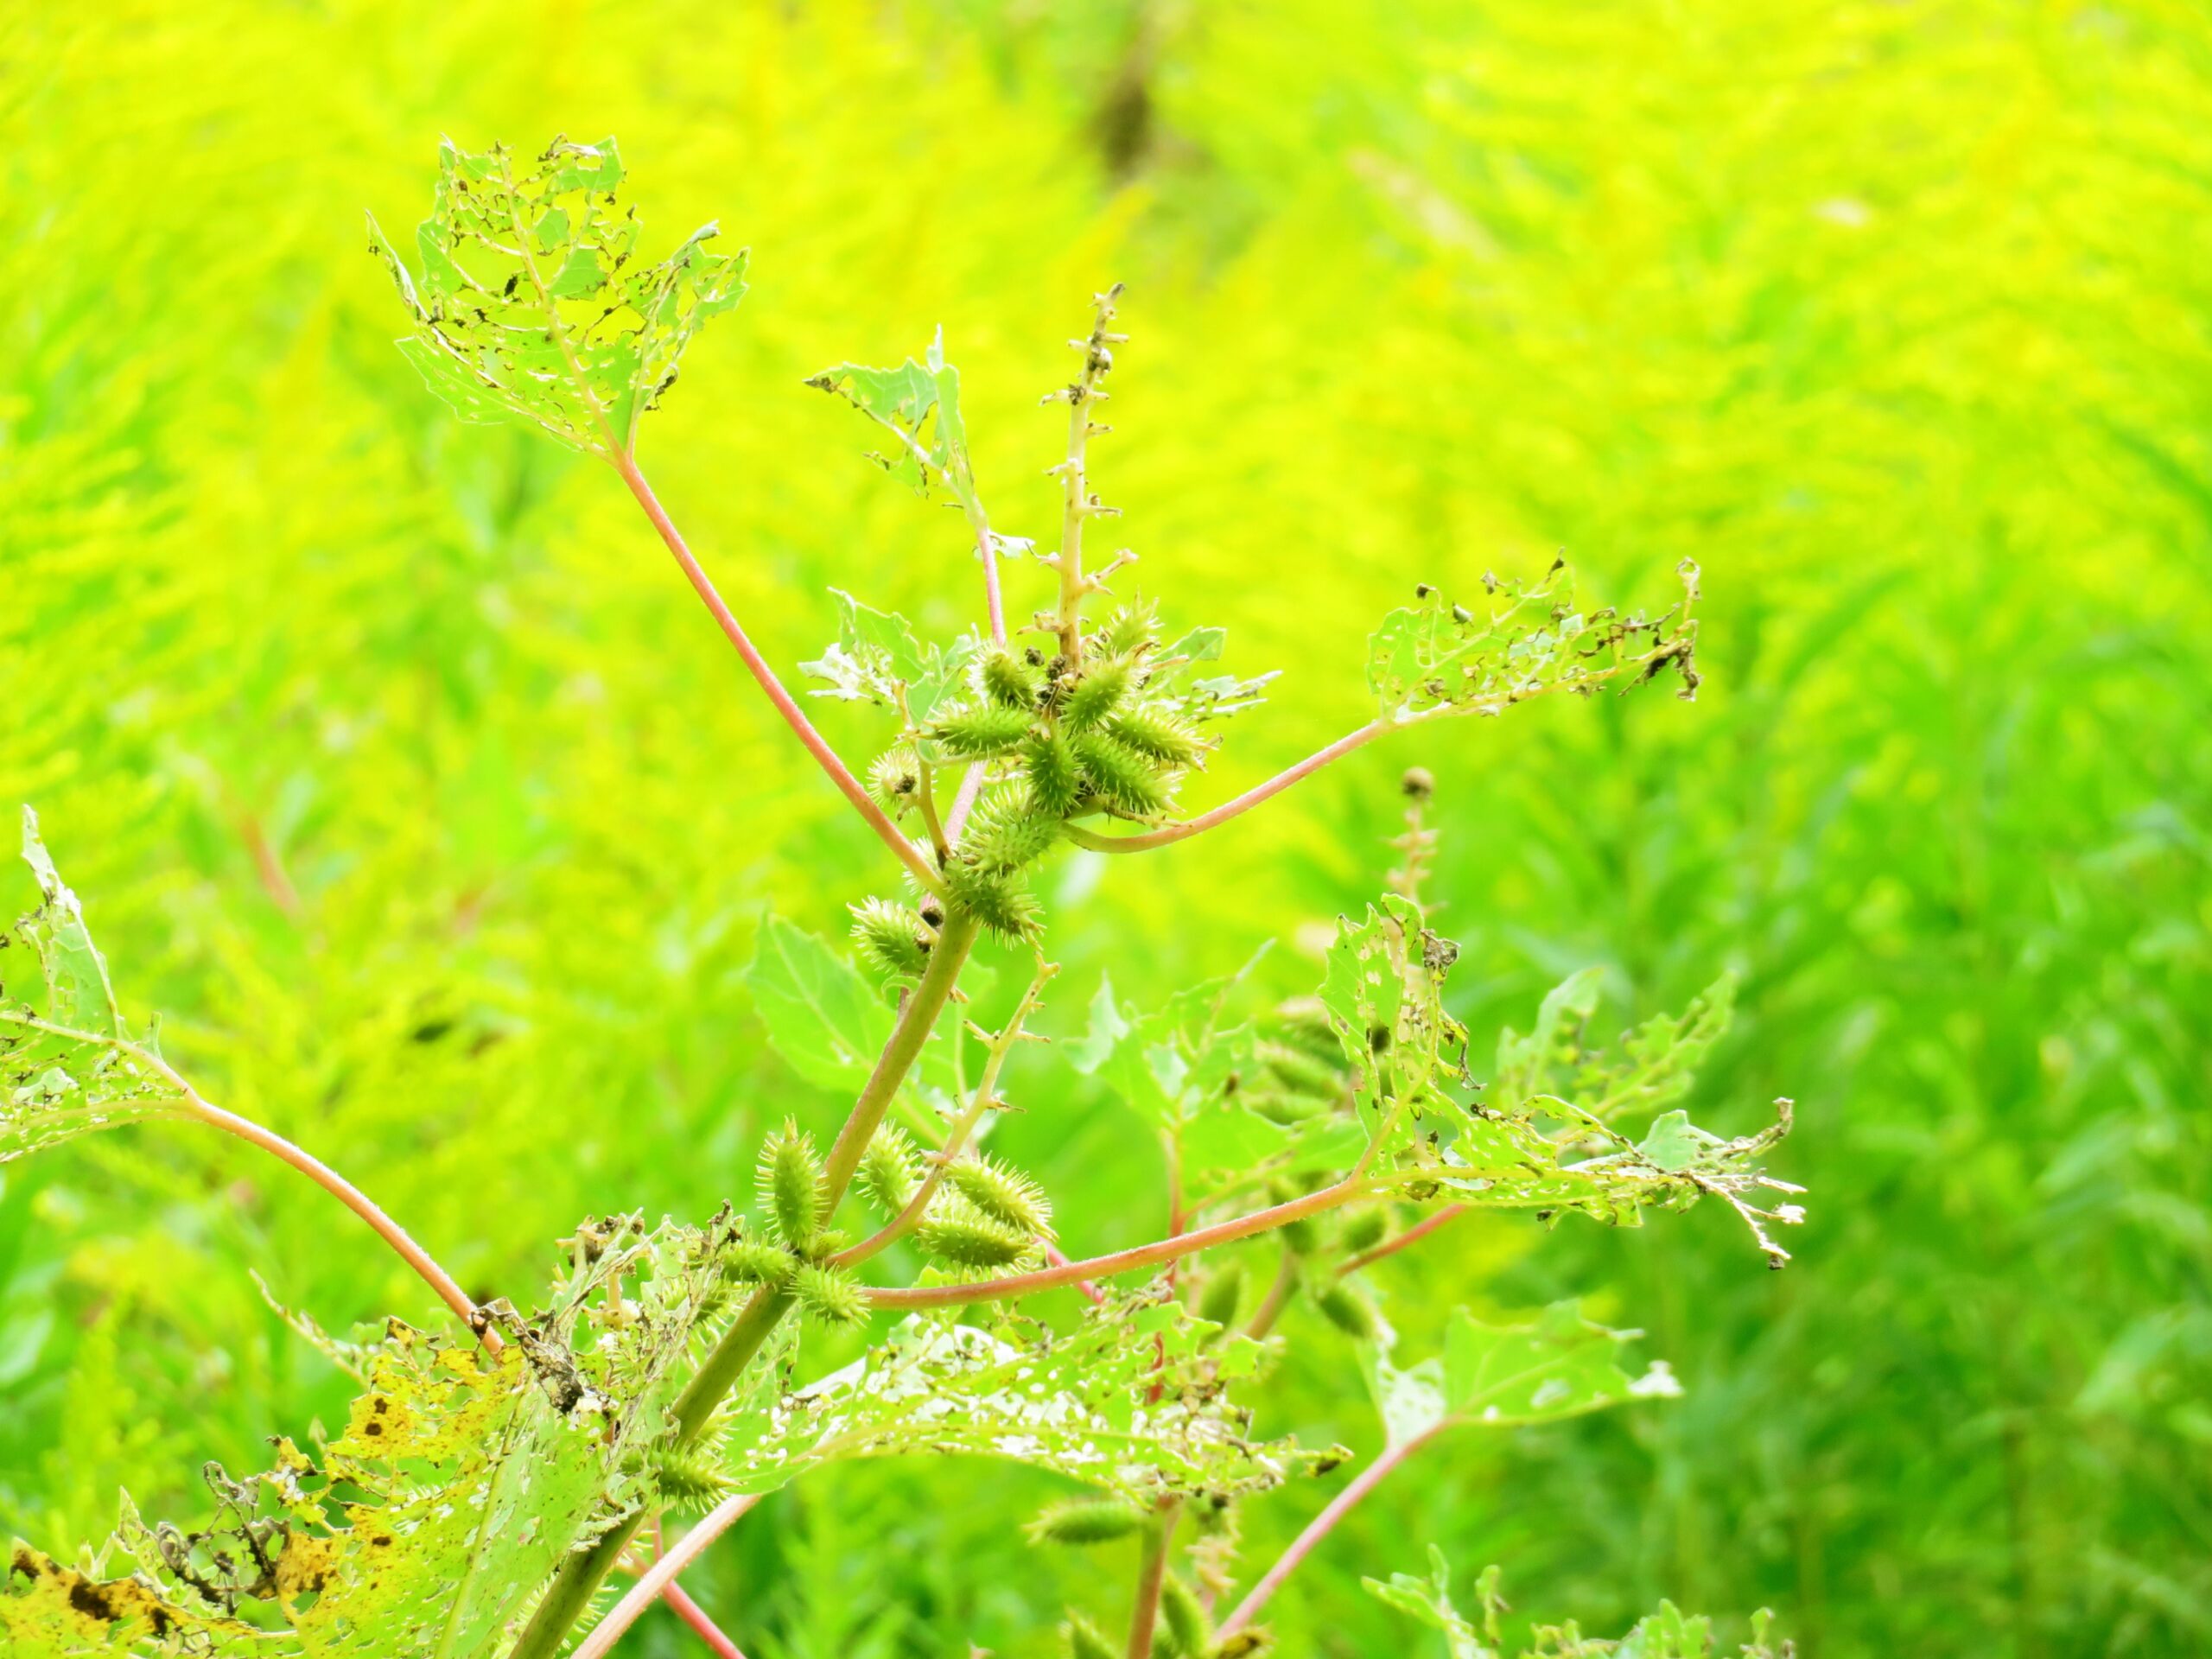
371 137 747 454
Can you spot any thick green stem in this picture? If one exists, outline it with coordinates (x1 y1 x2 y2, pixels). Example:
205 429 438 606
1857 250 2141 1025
511 917 981 1659
821 912 982 1205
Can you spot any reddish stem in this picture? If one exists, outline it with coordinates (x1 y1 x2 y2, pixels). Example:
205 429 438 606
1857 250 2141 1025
1063 720 1393 854
13 1021 498 1349
575 1492 763 1659
974 518 1007 646
1337 1205 1466 1278
610 453 943 895
660 1580 747 1659
1216 1427 1442 1639
1125 1502 1181 1659
865 1179 1364 1310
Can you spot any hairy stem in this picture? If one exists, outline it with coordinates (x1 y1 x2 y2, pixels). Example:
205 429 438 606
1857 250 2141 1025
7 1015 490 1345
914 756 952 867
834 951 1052 1268
969 512 1007 647
1338 1205 1465 1278
1125 1501 1181 1659
575 1492 763 1659
1051 285 1123 665
610 452 944 895
1243 1249 1300 1341
1060 719 1395 854
515 918 982 1659
820 912 982 1204
660 1580 747 1659
1216 1427 1441 1640
865 1177 1369 1310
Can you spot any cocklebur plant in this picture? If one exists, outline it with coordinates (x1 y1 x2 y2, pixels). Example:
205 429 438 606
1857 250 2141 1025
0 137 1802 1657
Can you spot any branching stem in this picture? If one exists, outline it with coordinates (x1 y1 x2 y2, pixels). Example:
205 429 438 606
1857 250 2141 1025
833 951 1053 1268
865 1175 1374 1310
513 917 983 1659
575 1491 763 1659
1060 719 1396 855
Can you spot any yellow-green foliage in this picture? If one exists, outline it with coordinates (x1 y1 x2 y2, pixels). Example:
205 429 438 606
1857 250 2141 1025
4 3 2210 1656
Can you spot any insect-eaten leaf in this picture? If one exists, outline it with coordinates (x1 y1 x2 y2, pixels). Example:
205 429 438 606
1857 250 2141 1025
807 328 980 512
799 588 976 727
1363 1301 1678 1449
2 1215 732 1657
1366 559 1701 725
370 136 747 454
1319 895 1470 1150
721 1288 1335 1507
1362 1545 1503 1659
3 808 183 1165
1366 1546 1791 1659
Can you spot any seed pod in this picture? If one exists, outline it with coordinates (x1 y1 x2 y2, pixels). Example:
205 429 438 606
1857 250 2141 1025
934 703 1033 759
1338 1209 1388 1253
1099 597 1160 656
634 1442 737 1514
917 1198 1035 1268
1072 732 1166 817
1327 1211 1380 1247
851 897 930 981
1026 728 1084 817
1159 1573 1211 1657
858 1127 918 1216
1109 706 1205 766
759 1121 823 1251
720 1241 798 1287
945 1155 1054 1237
866 747 923 817
1259 1042 1342 1098
794 1263 868 1325
945 861 1043 941
980 647 1039 709
1314 1282 1377 1340
1064 1615 1118 1659
1246 1089 1327 1126
1197 1263 1244 1329
1062 658 1134 731
1027 1498 1146 1546
963 791 1062 874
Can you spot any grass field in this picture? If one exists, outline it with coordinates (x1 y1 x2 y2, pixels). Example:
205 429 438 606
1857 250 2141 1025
4 3 2210 1654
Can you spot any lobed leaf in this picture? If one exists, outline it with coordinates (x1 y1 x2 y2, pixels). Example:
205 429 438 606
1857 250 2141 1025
1362 1545 1498 1659
741 915 898 1093
1318 895 1469 1150
370 136 747 454
3 1217 729 1657
1366 560 1700 725
1363 1302 1677 1449
3 810 183 1165
806 328 980 514
721 1290 1333 1506
799 589 976 726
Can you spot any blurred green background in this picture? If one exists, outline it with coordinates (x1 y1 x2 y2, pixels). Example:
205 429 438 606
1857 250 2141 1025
5 2 2210 1654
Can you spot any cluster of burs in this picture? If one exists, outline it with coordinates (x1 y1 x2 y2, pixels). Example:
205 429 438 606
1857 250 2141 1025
718 1115 1057 1325
854 597 1209 965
